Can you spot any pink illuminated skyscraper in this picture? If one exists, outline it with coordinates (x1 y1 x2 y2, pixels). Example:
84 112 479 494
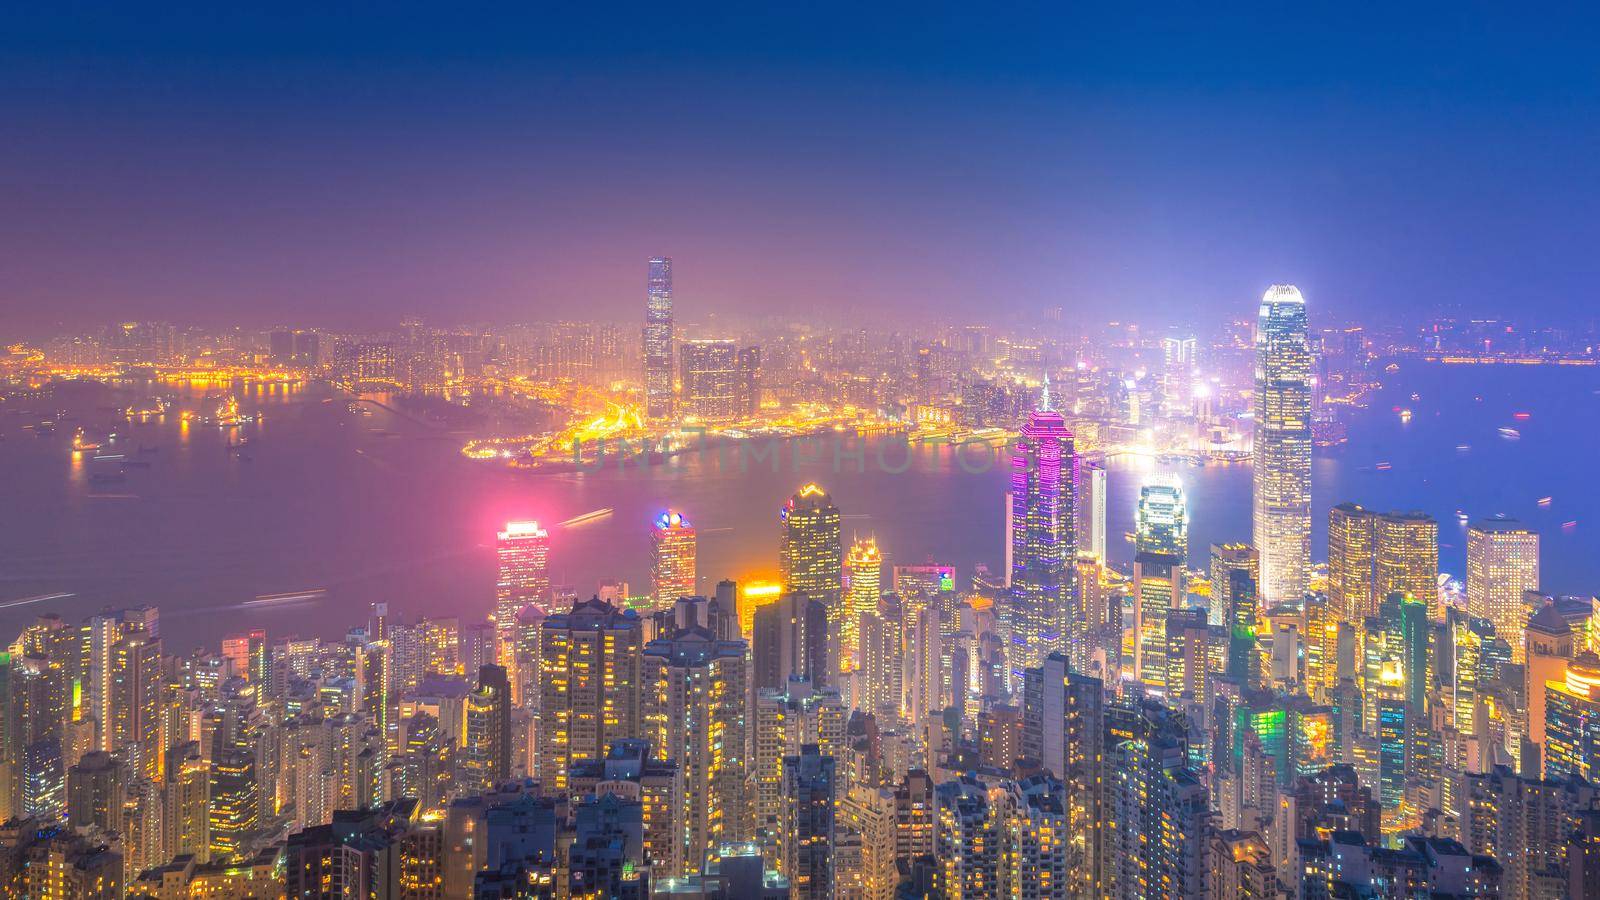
1006 375 1078 671
496 521 550 664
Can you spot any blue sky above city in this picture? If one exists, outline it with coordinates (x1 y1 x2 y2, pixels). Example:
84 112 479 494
5 3 1600 330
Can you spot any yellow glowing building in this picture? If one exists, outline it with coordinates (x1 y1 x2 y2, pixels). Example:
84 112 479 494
844 537 882 671
780 484 842 668
1466 518 1540 661
1328 503 1378 623
1375 511 1439 618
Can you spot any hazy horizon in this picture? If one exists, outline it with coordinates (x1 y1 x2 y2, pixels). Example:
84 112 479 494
6 5 1600 331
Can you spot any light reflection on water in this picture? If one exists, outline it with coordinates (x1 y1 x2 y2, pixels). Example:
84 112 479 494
0 363 1594 651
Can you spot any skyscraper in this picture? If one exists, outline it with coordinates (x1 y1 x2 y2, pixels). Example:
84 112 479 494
1330 504 1440 624
1209 543 1259 629
843 537 882 672
1075 461 1108 562
644 256 674 420
1134 477 1188 694
1252 284 1312 604
1007 377 1078 670
1466 518 1540 660
679 339 741 423
208 749 259 862
1374 511 1439 616
1544 651 1600 782
782 746 837 900
651 510 697 606
1328 503 1379 622
1137 476 1188 561
640 629 750 874
537 598 643 791
495 521 550 665
752 592 830 693
781 485 843 668
463 664 511 792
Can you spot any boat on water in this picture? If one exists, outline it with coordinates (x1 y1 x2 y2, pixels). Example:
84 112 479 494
1455 444 1470 451
1537 496 1553 507
201 394 255 427
1398 409 1412 423
1374 461 1392 471
1498 427 1521 439
71 427 101 452
1456 510 1470 522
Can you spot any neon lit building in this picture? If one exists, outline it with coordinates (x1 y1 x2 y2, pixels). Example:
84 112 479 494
651 510 697 606
1545 651 1600 782
643 256 675 420
495 521 550 665
1007 377 1078 670
1252 284 1312 604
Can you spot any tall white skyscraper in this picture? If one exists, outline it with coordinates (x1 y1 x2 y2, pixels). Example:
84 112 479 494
643 256 674 420
1075 462 1108 562
1251 284 1312 603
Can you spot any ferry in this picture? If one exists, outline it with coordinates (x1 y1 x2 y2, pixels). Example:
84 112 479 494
71 427 101 452
1398 409 1412 423
124 396 172 421
201 394 255 427
1455 510 1470 523
559 508 614 528
1513 411 1532 420
1537 496 1553 507
1497 427 1521 439
1374 461 1393 471
1455 444 1471 452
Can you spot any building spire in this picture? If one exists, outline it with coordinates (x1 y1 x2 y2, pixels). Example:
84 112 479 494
1039 372 1053 412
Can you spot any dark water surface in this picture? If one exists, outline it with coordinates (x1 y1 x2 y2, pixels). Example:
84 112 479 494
1 362 1595 651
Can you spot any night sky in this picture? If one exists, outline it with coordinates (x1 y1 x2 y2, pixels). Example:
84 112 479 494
4 4 1600 331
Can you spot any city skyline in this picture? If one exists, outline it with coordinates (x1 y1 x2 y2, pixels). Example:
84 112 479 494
3 9 1600 897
